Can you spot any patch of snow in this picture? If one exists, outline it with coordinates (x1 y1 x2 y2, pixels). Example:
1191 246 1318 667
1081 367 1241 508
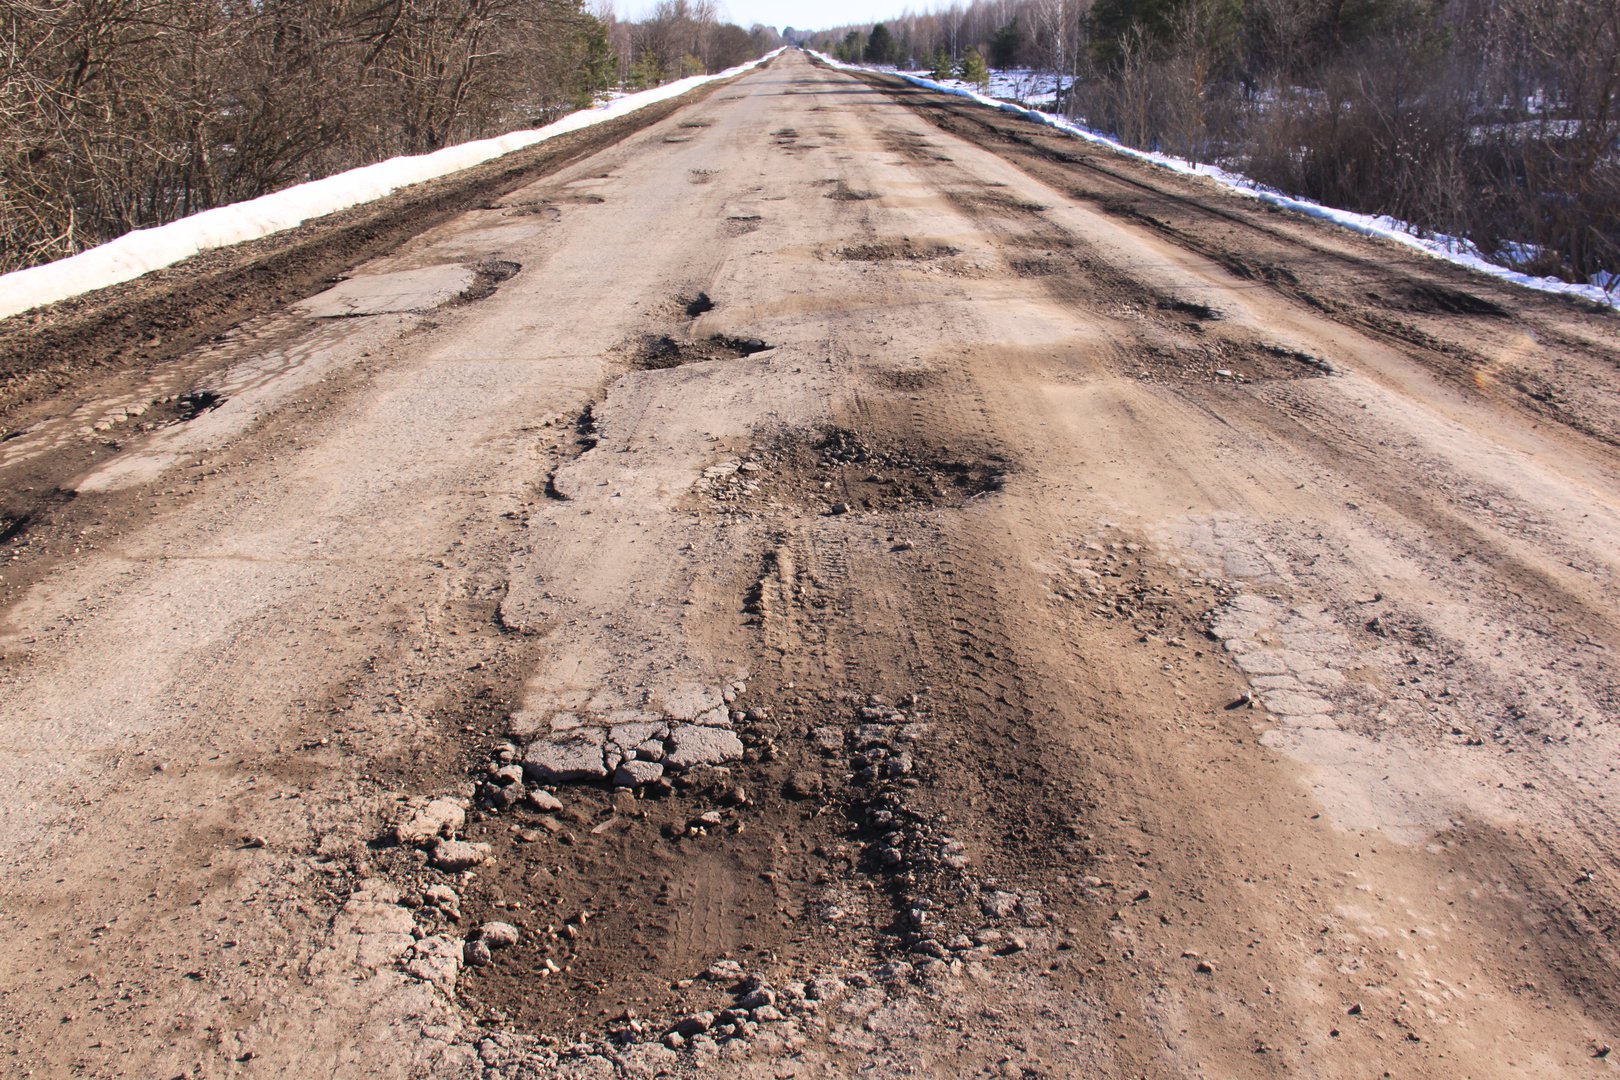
0 50 786 321
813 52 1619 310
897 67 1061 106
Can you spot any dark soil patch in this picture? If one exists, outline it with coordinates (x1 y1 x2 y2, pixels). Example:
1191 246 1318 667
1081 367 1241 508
725 215 763 236
683 292 715 317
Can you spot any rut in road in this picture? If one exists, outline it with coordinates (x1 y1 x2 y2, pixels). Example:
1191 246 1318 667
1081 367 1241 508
2 49 1620 1079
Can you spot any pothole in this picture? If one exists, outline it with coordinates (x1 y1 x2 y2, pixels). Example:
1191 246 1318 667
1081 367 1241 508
631 334 773 370
687 169 717 185
725 215 763 236
0 487 73 549
683 292 716 317
698 428 1007 515
496 192 604 213
869 369 940 392
174 390 226 421
458 259 522 303
947 188 1048 215
1129 340 1336 383
1156 296 1222 322
826 182 878 202
1378 282 1509 318
376 686 871 1040
832 240 960 262
1008 256 1064 277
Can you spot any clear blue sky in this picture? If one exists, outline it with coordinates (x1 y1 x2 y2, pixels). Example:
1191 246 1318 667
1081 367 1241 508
618 0 887 33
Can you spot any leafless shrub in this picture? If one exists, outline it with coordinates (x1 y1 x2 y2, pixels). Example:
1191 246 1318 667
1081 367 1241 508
1 0 765 275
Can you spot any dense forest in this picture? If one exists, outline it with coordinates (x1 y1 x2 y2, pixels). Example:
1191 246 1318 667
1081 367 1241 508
0 0 778 274
797 0 1620 289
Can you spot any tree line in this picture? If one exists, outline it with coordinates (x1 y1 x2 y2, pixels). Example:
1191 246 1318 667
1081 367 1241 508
798 0 1619 289
1 0 777 275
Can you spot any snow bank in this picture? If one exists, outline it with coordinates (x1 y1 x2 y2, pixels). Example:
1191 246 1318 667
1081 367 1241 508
0 50 786 322
814 51 1619 311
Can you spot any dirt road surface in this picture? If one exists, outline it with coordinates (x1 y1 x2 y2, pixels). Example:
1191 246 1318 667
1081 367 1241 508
4 50 1620 1078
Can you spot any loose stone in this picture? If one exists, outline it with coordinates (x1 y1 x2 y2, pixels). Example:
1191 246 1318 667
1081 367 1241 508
665 724 744 769
615 759 665 786
463 938 493 967
429 839 491 872
522 729 608 783
394 798 466 846
479 921 520 949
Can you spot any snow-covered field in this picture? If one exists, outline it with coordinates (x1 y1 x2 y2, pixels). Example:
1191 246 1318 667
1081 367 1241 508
819 53 1619 310
0 50 785 322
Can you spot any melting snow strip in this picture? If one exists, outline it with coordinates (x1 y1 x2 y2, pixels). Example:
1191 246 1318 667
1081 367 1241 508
812 51 1619 311
0 50 787 322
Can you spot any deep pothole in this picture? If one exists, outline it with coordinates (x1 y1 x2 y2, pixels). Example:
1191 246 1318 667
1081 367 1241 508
699 427 1008 515
631 333 773 370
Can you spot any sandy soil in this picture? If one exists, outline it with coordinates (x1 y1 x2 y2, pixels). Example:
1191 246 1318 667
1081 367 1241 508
3 50 1620 1078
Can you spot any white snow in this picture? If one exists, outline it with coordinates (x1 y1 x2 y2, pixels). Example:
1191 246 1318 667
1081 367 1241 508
870 65 1061 105
0 50 786 321
815 52 1619 310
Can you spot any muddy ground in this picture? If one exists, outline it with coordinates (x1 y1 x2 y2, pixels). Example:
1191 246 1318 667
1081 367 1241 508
3 50 1620 1078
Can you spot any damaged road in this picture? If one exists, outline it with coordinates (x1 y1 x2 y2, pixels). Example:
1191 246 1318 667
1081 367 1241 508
3 49 1620 1079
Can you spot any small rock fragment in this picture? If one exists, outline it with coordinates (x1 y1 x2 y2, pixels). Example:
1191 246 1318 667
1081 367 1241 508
423 883 461 920
671 1012 715 1037
666 725 744 770
737 986 775 1010
394 798 466 846
463 938 493 967
704 958 745 982
479 921 520 949
429 839 491 872
784 771 822 800
615 759 665 786
522 730 608 783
